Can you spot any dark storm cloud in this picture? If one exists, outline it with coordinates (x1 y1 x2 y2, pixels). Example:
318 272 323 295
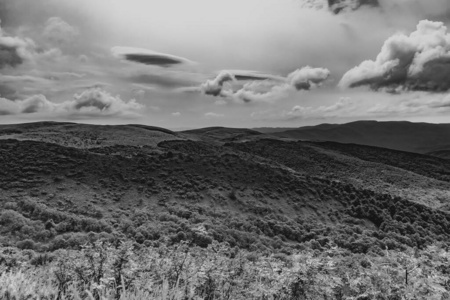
112 47 194 68
339 20 450 92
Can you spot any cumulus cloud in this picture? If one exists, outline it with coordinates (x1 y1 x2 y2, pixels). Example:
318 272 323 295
0 94 57 115
43 17 79 46
287 67 331 91
0 88 144 118
112 46 195 67
200 71 235 97
71 88 141 113
0 22 35 68
340 20 450 92
199 67 330 103
0 16 75 71
232 81 292 103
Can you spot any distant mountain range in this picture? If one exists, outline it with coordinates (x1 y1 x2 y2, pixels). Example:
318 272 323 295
255 121 450 157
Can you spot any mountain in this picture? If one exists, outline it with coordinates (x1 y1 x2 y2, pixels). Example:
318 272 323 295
1 121 450 255
261 121 450 155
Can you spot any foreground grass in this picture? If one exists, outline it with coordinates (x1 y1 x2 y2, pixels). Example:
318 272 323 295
1 241 450 300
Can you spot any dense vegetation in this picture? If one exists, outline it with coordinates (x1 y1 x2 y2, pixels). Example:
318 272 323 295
228 139 450 207
2 242 450 299
2 123 450 299
1 138 450 255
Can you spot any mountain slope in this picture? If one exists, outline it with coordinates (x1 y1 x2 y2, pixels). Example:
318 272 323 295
228 139 450 209
1 122 450 254
266 121 450 154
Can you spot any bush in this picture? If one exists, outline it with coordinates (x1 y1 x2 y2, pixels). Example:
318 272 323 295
16 239 35 250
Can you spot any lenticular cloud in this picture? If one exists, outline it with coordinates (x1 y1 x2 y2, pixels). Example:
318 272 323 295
339 20 450 92
112 47 195 67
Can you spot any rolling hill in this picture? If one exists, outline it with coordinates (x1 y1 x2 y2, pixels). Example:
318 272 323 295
257 120 450 155
1 122 450 256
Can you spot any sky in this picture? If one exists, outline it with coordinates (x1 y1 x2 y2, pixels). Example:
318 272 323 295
0 0 450 129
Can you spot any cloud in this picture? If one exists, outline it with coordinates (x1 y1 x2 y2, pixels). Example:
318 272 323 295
204 112 224 118
0 94 57 115
300 0 380 14
340 20 450 92
285 97 355 119
0 45 23 68
251 97 355 120
287 67 331 91
301 0 450 19
112 46 195 67
126 72 197 90
172 112 181 117
0 83 19 99
368 93 450 116
328 0 380 14
43 17 79 46
224 70 286 82
200 71 235 97
233 81 292 103
199 67 330 103
0 88 144 118
0 23 35 68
